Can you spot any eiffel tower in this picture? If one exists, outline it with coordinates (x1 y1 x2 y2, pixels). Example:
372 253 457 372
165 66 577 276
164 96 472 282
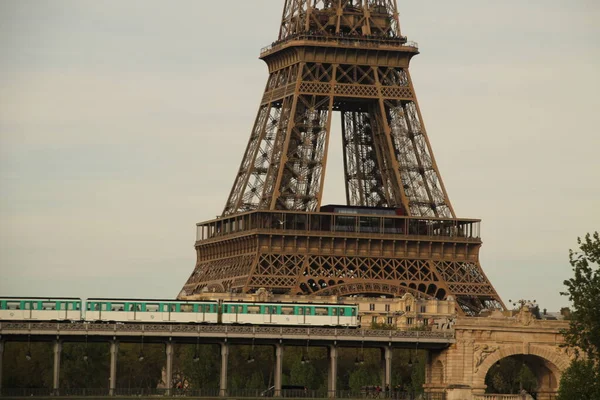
180 0 505 315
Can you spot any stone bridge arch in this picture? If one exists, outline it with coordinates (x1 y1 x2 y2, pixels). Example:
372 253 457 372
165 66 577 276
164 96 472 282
474 344 570 399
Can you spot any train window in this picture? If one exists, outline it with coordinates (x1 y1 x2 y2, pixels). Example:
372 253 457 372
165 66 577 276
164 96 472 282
181 304 192 313
231 306 237 313
112 303 125 311
248 306 260 314
297 307 304 315
7 302 19 310
352 308 357 316
282 307 293 315
170 304 177 312
315 307 328 316
24 302 32 310
147 304 159 312
339 308 345 316
332 308 337 316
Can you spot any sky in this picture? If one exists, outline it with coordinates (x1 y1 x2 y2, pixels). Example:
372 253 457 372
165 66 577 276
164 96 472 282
0 1 598 312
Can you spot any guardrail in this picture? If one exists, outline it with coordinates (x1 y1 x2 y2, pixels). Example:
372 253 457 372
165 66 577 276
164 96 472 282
260 33 418 56
0 387 445 399
0 322 454 342
473 395 527 400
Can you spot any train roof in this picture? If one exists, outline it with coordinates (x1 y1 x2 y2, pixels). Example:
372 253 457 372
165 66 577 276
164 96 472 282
86 298 218 303
221 300 357 307
0 296 82 301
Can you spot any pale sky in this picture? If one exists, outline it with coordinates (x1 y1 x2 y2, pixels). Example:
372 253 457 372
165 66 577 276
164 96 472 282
1 1 598 312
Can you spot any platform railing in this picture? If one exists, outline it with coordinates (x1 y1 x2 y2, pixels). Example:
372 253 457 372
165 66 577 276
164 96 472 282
196 210 481 243
261 32 417 55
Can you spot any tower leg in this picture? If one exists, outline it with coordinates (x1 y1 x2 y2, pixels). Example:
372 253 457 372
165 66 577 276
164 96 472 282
165 341 174 396
274 344 284 397
328 346 338 398
52 340 62 396
220 342 229 397
109 340 118 396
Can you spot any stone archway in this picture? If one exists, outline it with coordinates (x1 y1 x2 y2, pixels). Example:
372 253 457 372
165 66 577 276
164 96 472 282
474 344 570 400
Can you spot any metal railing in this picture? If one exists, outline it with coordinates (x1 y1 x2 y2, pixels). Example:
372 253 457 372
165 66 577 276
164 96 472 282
0 388 445 399
261 33 418 55
0 322 455 341
196 210 481 244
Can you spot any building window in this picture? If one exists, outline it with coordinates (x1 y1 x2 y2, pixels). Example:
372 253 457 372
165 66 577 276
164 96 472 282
372 316 378 324
420 305 427 313
407 317 414 325
387 317 394 325
405 305 411 312
369 303 375 311
385 304 390 312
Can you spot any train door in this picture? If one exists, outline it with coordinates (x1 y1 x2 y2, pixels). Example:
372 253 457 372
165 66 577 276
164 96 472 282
230 305 238 323
23 301 34 320
263 305 272 324
297 306 307 324
127 303 138 321
161 303 171 322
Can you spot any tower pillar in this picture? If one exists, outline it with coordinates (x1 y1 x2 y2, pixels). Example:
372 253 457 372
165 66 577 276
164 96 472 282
328 345 338 397
165 340 174 396
274 343 284 397
220 342 229 397
52 340 62 395
382 346 392 390
109 340 119 396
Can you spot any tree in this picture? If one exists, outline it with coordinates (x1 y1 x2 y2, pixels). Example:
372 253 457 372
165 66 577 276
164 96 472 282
561 232 600 361
557 360 599 400
485 358 537 394
558 232 600 400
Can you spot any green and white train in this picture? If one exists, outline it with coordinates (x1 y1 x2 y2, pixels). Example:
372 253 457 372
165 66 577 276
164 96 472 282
0 297 358 327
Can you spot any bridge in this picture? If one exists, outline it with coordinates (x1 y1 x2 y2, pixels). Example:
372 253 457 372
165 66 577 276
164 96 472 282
0 322 452 398
0 307 569 400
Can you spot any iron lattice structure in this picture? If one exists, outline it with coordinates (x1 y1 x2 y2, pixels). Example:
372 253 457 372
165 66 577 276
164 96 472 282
180 0 505 315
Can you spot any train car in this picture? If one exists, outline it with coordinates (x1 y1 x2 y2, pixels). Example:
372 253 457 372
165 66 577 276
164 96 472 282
221 301 358 327
85 298 218 324
0 297 82 321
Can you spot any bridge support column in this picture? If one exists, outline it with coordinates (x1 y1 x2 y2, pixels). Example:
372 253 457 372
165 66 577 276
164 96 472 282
165 340 174 396
52 340 62 396
109 340 119 396
382 346 392 391
220 342 229 397
328 345 338 398
0 341 4 391
274 343 284 397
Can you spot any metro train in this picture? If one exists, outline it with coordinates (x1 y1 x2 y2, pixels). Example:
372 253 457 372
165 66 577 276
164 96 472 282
0 297 358 327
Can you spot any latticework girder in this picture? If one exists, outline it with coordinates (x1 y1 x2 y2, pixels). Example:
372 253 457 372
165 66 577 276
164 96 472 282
183 0 505 315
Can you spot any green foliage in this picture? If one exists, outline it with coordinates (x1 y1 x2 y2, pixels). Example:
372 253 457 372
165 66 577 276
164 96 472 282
557 359 600 400
484 357 537 394
178 344 219 389
2 342 53 388
289 353 320 389
370 322 397 330
561 232 600 362
2 341 428 393
60 343 109 388
116 343 165 389
558 232 600 400
348 365 380 392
